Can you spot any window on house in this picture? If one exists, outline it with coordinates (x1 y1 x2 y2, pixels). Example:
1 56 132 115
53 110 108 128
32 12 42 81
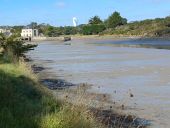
34 30 37 36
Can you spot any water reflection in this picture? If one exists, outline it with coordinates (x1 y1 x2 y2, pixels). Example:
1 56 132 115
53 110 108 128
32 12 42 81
93 38 170 50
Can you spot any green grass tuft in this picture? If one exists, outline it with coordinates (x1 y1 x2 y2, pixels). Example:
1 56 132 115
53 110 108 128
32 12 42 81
0 56 102 128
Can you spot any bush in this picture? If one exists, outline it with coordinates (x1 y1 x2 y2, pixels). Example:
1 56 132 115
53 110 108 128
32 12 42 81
0 34 37 61
82 24 106 35
155 28 170 37
105 11 127 28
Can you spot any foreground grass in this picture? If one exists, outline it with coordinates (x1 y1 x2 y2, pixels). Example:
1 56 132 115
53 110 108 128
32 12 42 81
0 57 102 128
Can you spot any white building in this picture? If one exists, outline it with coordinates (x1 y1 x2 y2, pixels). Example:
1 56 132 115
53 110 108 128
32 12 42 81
0 29 3 33
21 29 39 38
0 29 11 33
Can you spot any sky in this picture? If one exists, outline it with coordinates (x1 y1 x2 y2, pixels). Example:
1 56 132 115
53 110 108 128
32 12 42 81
0 0 170 26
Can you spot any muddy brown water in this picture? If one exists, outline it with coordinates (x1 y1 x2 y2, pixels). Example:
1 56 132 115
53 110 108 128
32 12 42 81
27 39 170 128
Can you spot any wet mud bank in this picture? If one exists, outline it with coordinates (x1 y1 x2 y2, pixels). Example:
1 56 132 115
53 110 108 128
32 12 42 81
26 40 170 128
31 63 151 128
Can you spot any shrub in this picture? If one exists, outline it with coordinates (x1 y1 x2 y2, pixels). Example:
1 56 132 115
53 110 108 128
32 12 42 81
0 34 37 61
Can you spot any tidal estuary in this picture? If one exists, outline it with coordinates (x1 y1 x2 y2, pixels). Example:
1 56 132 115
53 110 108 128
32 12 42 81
28 39 170 128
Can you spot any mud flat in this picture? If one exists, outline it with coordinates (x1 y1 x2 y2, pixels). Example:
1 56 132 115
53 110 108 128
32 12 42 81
27 39 170 128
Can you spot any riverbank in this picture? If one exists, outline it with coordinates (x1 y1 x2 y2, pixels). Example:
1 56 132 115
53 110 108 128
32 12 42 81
0 55 102 128
70 35 170 41
30 58 149 128
0 53 148 128
32 35 170 43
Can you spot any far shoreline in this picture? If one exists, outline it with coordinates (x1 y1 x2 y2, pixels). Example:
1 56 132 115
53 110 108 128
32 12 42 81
32 35 170 42
71 35 170 41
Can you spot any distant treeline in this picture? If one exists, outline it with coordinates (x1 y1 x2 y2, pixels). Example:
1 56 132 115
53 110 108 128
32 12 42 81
25 11 127 36
1 11 170 37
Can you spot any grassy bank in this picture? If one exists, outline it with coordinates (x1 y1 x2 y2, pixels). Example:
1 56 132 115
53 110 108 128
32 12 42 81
0 55 102 128
105 16 170 37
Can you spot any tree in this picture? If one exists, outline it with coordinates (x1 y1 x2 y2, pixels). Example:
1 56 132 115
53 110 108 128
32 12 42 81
45 26 55 37
27 22 38 29
37 23 50 35
82 24 106 35
89 16 103 25
63 26 78 35
105 11 127 28
121 18 128 25
11 26 24 37
0 34 37 61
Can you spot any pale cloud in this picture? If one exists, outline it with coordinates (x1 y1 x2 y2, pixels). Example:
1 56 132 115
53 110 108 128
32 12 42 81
56 1 66 8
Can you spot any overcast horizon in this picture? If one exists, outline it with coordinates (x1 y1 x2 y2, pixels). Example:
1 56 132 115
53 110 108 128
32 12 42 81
0 0 170 26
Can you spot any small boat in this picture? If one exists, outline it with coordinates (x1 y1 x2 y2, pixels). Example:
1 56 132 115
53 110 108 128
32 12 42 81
64 37 71 41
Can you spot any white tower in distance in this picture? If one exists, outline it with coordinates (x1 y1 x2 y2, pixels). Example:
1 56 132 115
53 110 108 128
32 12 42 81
73 17 78 27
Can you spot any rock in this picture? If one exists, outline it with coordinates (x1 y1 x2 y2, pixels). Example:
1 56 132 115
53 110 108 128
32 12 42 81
31 65 45 73
64 37 71 41
121 104 125 110
40 79 75 90
130 93 134 98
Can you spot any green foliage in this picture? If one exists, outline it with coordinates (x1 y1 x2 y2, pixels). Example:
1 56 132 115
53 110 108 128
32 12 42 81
81 24 106 35
27 22 38 29
14 12 126 36
10 26 24 37
8 13 170 37
105 12 127 28
42 26 78 37
0 31 102 127
63 26 78 35
0 62 58 128
37 23 50 35
155 28 170 37
105 11 127 28
111 16 170 37
45 26 59 37
0 34 37 60
89 16 103 25
0 57 102 128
